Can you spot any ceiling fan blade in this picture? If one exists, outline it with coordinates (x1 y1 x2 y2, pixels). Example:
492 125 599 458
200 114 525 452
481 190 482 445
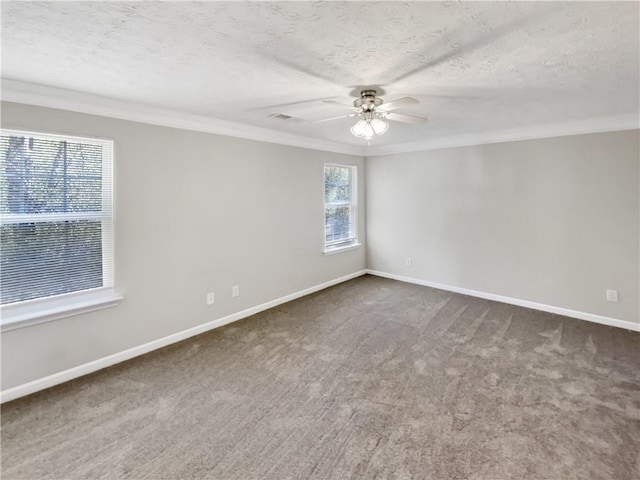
379 97 419 112
385 112 427 124
313 113 359 123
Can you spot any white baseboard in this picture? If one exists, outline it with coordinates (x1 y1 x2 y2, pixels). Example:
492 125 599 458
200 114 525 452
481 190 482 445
366 269 640 333
0 270 367 403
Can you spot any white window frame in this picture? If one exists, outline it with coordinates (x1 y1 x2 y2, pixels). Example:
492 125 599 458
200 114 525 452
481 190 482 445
323 163 361 255
0 129 121 331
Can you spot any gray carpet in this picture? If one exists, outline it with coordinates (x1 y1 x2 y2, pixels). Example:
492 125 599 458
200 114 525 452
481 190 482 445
2 275 639 480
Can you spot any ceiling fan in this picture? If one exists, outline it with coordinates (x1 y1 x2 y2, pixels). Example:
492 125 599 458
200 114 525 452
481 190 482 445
315 89 427 140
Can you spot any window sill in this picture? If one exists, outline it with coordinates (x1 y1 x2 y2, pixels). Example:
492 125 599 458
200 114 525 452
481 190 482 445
324 242 362 256
0 288 123 332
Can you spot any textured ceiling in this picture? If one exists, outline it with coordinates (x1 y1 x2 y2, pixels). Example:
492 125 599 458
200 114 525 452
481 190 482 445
2 1 639 149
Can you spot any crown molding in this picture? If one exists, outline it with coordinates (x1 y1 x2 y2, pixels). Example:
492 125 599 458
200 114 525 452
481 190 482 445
1 79 365 157
365 113 640 156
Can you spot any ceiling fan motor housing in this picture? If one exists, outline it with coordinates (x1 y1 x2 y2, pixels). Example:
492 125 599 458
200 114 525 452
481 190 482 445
354 89 383 111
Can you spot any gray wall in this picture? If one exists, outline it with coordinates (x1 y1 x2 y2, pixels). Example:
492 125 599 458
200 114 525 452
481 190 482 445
367 130 640 324
1 102 366 390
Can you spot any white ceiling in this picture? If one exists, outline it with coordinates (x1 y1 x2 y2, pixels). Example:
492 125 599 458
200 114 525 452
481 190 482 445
2 1 639 154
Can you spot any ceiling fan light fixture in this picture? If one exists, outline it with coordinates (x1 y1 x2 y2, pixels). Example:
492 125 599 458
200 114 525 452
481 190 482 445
350 114 388 140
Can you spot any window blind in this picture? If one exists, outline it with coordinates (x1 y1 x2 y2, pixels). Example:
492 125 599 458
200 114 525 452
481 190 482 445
0 130 113 305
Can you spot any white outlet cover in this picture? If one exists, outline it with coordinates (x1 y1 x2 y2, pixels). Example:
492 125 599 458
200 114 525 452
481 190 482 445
207 292 215 305
606 290 618 302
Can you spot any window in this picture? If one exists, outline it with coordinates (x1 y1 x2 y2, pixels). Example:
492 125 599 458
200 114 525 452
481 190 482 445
0 129 117 328
324 164 359 253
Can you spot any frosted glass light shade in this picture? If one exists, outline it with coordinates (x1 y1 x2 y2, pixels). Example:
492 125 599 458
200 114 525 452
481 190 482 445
362 122 375 140
350 120 367 137
350 115 389 139
371 118 389 135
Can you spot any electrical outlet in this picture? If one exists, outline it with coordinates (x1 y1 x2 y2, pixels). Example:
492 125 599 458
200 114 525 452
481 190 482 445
206 292 215 305
232 286 240 297
405 257 412 267
606 289 618 302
